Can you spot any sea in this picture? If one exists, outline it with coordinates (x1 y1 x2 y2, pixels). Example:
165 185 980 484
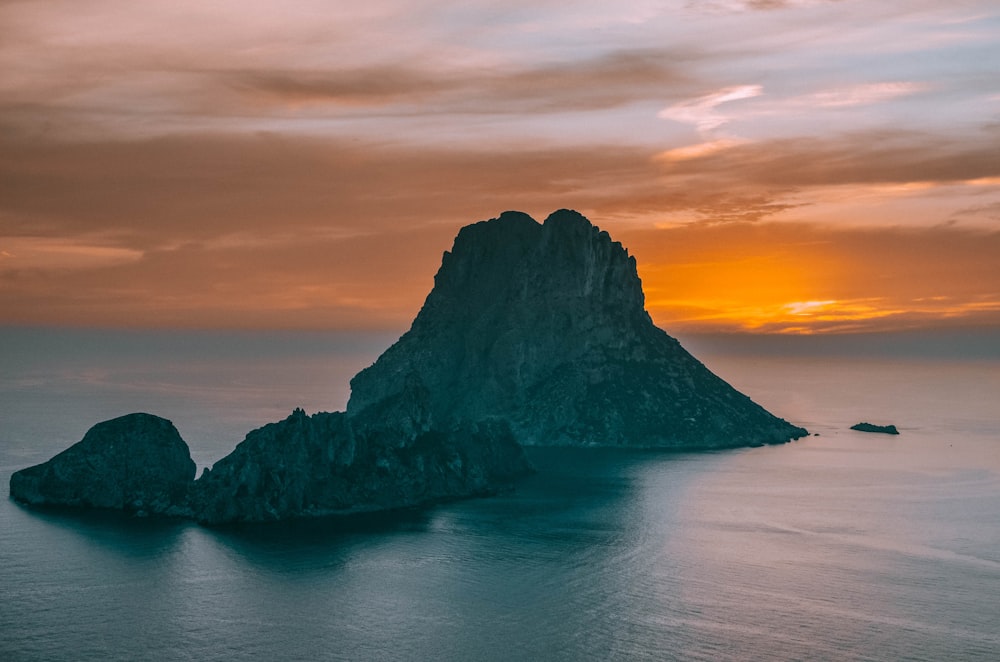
2 327 999 661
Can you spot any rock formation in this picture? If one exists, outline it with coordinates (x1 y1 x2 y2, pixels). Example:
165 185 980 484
191 403 530 525
10 208 809 523
9 413 195 517
349 209 807 449
850 422 899 435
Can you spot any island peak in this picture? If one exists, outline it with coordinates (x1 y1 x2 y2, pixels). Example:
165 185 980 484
349 209 807 449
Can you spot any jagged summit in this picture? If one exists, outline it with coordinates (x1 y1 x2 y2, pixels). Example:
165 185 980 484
429 209 645 324
349 209 807 448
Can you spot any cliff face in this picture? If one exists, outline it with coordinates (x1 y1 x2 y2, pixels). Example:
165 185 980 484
9 413 195 517
349 209 807 448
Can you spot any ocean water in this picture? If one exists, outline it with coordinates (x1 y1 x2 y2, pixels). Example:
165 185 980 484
2 328 999 661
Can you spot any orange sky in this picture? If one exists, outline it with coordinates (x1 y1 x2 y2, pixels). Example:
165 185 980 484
1 1 999 335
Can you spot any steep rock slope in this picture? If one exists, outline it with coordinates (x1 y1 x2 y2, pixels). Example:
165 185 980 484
348 209 807 448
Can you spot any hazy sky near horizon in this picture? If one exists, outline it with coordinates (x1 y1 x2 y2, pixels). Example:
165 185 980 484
2 0 998 333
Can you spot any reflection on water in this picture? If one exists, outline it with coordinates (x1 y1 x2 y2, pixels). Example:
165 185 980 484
24 507 188 558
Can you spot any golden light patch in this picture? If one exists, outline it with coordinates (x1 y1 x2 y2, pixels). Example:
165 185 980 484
621 221 1000 335
964 177 1000 187
655 139 747 162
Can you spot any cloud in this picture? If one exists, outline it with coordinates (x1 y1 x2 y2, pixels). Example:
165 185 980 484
952 200 1000 224
475 49 693 112
0 237 142 270
223 49 692 115
0 131 667 252
0 27 695 139
659 80 930 150
4 124 996 279
655 138 748 161
684 0 846 15
803 81 928 108
225 67 454 108
655 129 1000 189
658 85 763 134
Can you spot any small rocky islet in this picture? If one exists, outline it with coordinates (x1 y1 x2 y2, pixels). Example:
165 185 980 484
10 209 808 524
9 413 195 518
850 422 900 435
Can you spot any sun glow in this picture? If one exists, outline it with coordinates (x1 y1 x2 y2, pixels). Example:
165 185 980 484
646 294 910 334
623 220 1000 335
785 300 837 315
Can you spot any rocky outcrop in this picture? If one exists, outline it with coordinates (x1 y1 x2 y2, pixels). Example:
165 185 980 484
349 209 807 449
10 208 809 523
9 404 531 524
9 413 195 517
850 422 899 435
191 403 530 525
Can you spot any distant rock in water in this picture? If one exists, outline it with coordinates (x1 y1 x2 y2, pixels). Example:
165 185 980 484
349 209 807 449
9 413 195 517
851 422 900 435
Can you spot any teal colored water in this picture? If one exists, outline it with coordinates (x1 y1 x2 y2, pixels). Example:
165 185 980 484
2 329 999 661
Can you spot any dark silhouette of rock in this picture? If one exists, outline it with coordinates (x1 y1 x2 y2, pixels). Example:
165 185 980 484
850 422 899 435
191 403 530 525
10 208 809 524
9 413 195 517
349 209 807 449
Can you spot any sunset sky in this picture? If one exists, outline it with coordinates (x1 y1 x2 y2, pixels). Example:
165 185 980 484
2 0 998 334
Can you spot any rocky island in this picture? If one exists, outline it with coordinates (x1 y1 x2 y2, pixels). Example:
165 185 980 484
8 413 195 517
850 422 900 435
11 209 807 523
350 209 807 449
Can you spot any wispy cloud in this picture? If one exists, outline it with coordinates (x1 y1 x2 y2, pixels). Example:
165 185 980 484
658 81 929 150
655 138 749 162
655 129 1000 189
803 81 928 108
656 80 931 170
223 49 691 115
658 85 763 134
0 238 142 270
686 0 845 14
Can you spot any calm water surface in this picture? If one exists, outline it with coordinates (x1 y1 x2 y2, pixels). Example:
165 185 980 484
2 329 998 661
